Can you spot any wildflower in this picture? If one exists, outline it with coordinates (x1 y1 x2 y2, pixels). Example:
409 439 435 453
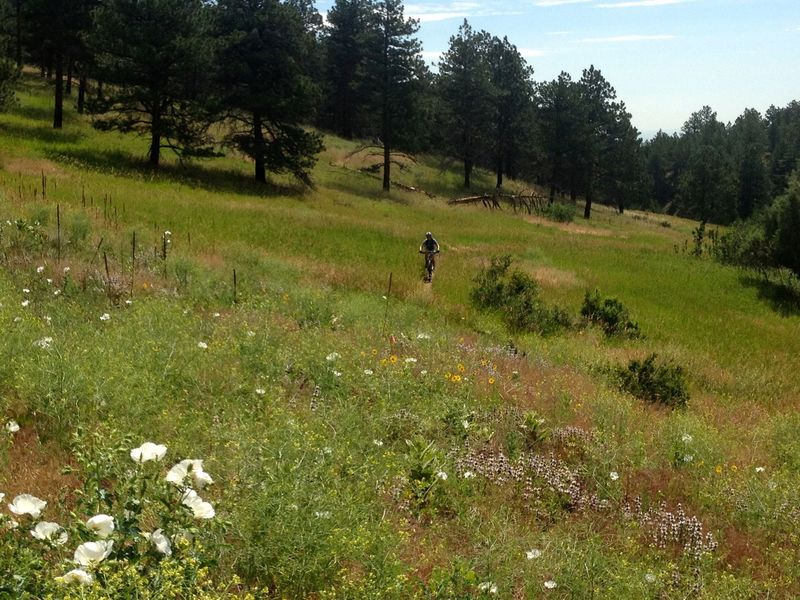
731 464 738 472
8 494 46 518
373 439 384 447
404 357 417 364
247 330 255 337
166 460 214 489
544 580 557 590
63 266 70 273
314 511 331 518
444 372 452 380
326 352 340 361
46 278 52 284
755 466 765 473
436 471 448 481
36 266 45 273
488 377 495 385
35 337 53 349
197 341 208 349
389 355 398 364
164 230 172 236
462 420 470 430
420 370 428 375
255 388 266 396
478 582 497 594
181 489 215 519
53 290 61 296
55 569 93 585
74 540 113 566
452 374 462 383
644 572 657 584
6 420 19 433
144 529 172 556
526 549 542 560
332 370 342 377
610 471 619 481
99 313 111 321
457 363 465 373
683 454 694 463
31 521 67 545
21 300 29 307
213 312 221 318
125 300 133 305
463 471 475 479
130 442 167 463
86 514 115 538
417 333 431 340
681 433 693 444
22 288 30 294
364 369 374 376
714 465 723 474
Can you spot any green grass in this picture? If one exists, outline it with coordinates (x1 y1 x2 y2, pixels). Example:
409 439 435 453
1 75 800 598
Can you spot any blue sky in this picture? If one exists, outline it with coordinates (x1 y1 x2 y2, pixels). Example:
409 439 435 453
317 0 800 138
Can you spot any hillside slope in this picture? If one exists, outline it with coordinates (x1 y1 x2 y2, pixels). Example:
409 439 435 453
1 76 799 598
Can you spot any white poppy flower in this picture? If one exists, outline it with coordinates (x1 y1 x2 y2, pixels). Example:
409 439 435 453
181 489 215 519
6 420 19 433
130 442 167 463
197 341 208 349
166 459 213 489
247 330 256 337
146 528 172 556
462 420 470 430
478 582 497 594
36 266 45 273
683 454 694 463
99 313 110 321
526 548 542 560
326 352 340 361
31 521 68 545
125 300 133 305
404 357 417 363
55 569 93 585
164 230 172 236
644 572 657 583
420 370 428 375
332 370 342 377
463 471 475 479
544 580 557 589
755 466 765 473
436 471 448 481
8 494 47 518
610 471 619 481
255 388 266 395
416 333 431 340
53 290 61 296
74 540 113 566
63 266 71 273
212 312 220 318
364 369 373 376
46 278 52 284
35 337 53 349
86 514 115 538
22 288 30 294
314 510 331 518
681 433 693 444
373 439 384 447
21 300 29 307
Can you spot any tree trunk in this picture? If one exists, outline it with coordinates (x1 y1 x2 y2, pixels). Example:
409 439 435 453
77 75 87 114
53 52 64 129
496 159 503 188
464 159 472 189
149 109 161 167
66 59 73 96
253 111 266 184
584 185 593 219
14 1 22 67
382 27 390 192
97 80 103 100
549 184 556 205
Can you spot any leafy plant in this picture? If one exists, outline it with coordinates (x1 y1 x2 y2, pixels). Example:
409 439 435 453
617 353 689 408
581 289 641 338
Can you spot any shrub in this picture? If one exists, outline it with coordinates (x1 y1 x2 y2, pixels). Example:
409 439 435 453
471 256 571 335
581 289 641 338
617 354 689 408
542 202 575 223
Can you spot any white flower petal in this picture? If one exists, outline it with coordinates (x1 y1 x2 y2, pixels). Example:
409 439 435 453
74 540 113 566
86 514 115 539
56 568 93 585
130 442 167 463
8 494 47 518
31 521 68 545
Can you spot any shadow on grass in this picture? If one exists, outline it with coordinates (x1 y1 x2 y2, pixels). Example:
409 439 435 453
11 104 55 122
0 121 86 145
740 275 800 317
45 147 306 198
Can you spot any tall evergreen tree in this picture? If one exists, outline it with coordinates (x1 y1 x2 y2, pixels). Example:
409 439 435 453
766 101 800 195
320 0 372 139
214 0 323 185
486 36 533 188
87 0 215 166
643 131 681 211
437 20 493 189
537 72 581 203
730 108 770 220
602 101 643 214
362 0 423 191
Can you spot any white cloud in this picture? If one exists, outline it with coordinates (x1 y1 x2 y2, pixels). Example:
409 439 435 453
519 48 548 58
596 0 692 7
536 0 593 6
405 2 483 22
576 34 676 43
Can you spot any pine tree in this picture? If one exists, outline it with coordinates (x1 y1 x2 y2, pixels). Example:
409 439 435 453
362 0 423 191
214 0 323 185
537 72 581 203
437 20 493 189
87 0 215 166
731 108 770 220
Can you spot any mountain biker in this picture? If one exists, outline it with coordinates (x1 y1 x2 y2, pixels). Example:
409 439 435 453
419 232 440 277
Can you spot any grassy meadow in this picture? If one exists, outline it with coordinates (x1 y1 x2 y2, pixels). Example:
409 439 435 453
1 75 799 598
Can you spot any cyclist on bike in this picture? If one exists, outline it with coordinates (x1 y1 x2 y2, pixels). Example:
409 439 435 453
419 232 440 279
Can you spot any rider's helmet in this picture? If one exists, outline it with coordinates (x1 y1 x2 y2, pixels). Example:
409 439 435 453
425 232 433 239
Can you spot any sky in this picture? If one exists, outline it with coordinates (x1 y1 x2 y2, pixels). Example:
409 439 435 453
316 0 800 138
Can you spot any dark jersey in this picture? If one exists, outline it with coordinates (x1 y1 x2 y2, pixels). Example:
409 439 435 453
421 238 439 252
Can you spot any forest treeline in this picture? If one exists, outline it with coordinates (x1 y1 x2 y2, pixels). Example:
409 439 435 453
0 0 798 226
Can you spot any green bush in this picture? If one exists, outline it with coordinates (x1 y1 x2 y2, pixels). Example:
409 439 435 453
617 353 689 408
542 202 575 223
580 289 641 338
471 256 571 335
